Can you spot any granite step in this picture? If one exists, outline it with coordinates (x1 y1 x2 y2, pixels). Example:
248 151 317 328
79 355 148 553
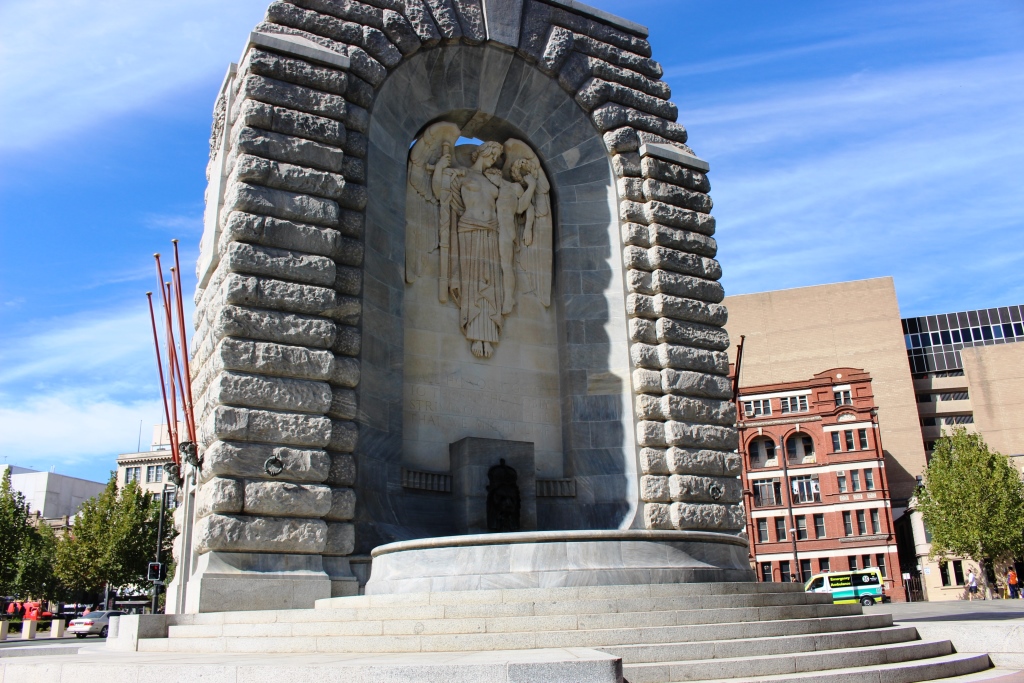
624 639 954 683
164 603 863 639
600 626 922 664
172 590 835 628
686 652 992 683
940 669 1024 682
314 581 809 611
139 614 895 654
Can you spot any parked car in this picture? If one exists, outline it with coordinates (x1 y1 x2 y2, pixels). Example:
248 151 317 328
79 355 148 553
67 611 123 638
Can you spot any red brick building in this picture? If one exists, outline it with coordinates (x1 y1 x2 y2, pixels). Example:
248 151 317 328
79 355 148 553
736 367 905 600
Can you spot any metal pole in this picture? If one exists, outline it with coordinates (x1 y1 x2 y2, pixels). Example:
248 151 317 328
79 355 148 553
147 293 175 449
171 241 197 443
151 485 168 614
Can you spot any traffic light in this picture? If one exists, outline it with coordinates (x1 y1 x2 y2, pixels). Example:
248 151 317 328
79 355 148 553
147 562 163 582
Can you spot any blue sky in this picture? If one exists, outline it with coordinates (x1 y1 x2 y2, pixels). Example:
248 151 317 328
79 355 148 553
1 0 1021 481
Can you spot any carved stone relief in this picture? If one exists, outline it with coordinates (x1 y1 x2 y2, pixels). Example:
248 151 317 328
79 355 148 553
405 121 553 359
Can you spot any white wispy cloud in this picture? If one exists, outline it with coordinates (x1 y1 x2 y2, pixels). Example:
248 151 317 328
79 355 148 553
675 52 1024 315
0 0 269 150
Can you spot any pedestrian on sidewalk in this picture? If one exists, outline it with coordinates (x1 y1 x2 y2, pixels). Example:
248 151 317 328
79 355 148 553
967 567 979 600
1007 567 1019 600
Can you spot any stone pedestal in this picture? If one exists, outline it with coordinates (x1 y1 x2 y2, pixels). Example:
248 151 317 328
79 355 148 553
450 437 536 534
182 551 331 613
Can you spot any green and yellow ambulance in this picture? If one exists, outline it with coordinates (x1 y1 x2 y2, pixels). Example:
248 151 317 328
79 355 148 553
804 568 886 606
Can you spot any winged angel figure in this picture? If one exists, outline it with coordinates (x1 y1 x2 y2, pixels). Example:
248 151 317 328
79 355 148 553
405 122 553 359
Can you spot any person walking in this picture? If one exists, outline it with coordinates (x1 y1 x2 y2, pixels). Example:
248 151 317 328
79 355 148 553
1008 567 1019 600
967 567 979 600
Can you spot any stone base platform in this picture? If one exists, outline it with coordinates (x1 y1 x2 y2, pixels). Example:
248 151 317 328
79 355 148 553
363 529 755 594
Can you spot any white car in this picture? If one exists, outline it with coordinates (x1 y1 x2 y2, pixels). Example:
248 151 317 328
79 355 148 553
67 611 123 638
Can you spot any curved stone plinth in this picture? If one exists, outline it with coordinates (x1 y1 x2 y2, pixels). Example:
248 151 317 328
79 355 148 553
364 529 755 594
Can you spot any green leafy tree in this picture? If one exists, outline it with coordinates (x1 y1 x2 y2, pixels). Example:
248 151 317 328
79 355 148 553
16 522 60 602
0 469 33 596
54 475 165 599
917 427 1024 598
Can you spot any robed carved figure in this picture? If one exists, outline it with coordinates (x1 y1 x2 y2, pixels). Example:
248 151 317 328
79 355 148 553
405 121 553 359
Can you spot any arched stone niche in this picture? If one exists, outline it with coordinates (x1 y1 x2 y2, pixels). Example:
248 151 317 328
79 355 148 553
356 44 637 551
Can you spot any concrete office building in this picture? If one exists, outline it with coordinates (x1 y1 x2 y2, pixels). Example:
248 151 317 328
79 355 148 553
902 304 1024 600
737 367 903 599
0 464 105 523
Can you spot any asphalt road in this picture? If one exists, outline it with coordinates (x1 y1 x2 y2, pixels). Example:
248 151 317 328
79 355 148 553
0 634 104 649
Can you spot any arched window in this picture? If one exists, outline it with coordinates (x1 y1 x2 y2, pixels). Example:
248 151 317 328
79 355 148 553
748 437 777 467
786 433 815 462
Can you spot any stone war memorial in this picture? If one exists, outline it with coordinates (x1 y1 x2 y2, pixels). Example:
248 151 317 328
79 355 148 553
4 1 1005 682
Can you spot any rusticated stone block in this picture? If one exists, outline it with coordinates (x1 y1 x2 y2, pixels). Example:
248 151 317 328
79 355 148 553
627 270 724 304
243 480 332 517
205 371 332 415
592 103 687 143
669 474 742 504
235 99 346 148
638 447 668 475
332 325 361 356
324 487 356 521
642 178 712 213
622 246 721 281
326 452 356 486
629 343 729 375
665 447 742 477
331 234 364 268
644 503 673 530
641 156 711 193
212 305 337 349
201 440 330 483
221 182 339 228
323 522 355 555
328 419 358 452
221 211 342 257
576 78 677 120
631 367 732 399
223 242 336 287
242 46 348 96
195 513 327 554
656 318 730 351
195 477 244 518
211 338 334 381
203 405 332 448
402 0 442 46
216 273 337 317
330 356 360 387
647 224 717 258
626 293 728 326
639 475 669 502
669 502 745 532
636 420 737 450
634 394 736 426
382 8 421 55
236 74 348 122
232 154 346 200
233 126 345 174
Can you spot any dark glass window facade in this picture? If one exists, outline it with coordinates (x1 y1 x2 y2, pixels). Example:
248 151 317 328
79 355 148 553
904 305 1024 375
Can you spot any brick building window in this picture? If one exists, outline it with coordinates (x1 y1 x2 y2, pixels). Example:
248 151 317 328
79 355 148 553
844 430 855 451
800 559 812 582
775 517 787 541
786 434 815 462
757 519 769 542
780 395 808 413
842 511 853 536
831 433 842 452
761 563 773 582
753 479 782 507
819 557 830 573
779 560 792 582
864 469 875 490
837 473 848 493
796 516 808 540
749 437 776 465
851 470 861 492
849 556 858 571
856 510 867 535
791 475 821 504
743 399 771 417
858 428 869 449
871 509 881 534
814 514 825 538
876 555 887 577
834 389 852 406
862 554 872 568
